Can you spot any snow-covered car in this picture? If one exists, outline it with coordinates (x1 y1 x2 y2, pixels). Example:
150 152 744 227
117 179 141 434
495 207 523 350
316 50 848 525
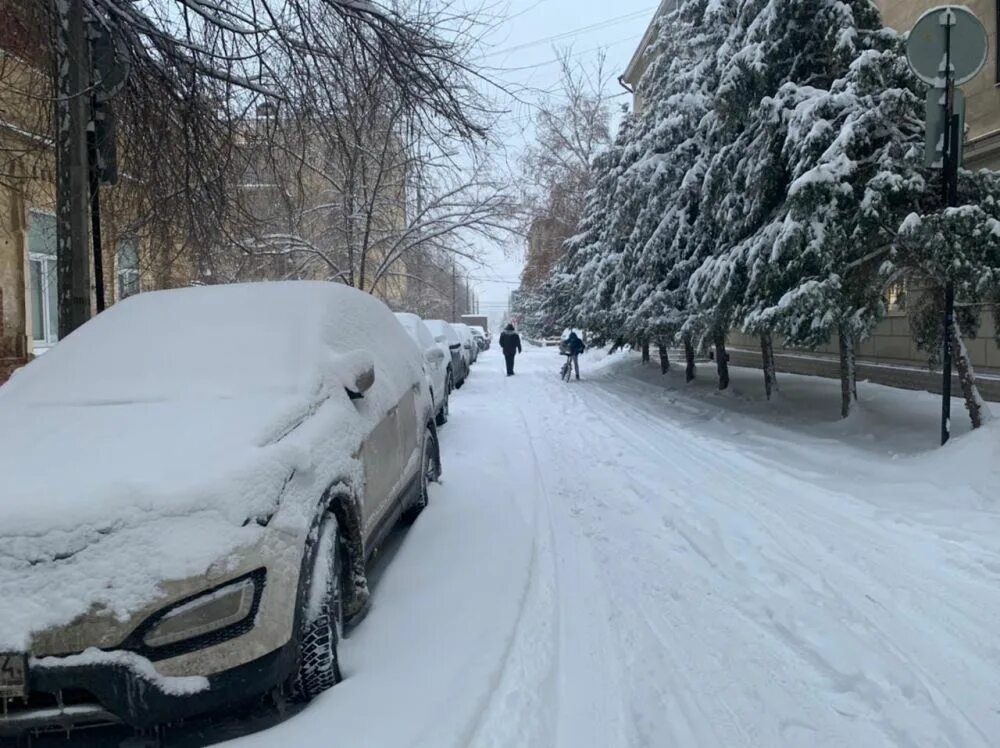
469 325 489 351
424 319 469 389
0 282 441 736
395 312 451 426
451 323 478 366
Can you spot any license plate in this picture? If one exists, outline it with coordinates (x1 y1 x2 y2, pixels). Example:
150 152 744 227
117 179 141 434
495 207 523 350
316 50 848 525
0 653 26 699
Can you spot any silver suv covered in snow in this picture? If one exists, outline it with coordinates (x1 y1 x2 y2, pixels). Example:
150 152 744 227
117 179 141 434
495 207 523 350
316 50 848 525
0 282 440 736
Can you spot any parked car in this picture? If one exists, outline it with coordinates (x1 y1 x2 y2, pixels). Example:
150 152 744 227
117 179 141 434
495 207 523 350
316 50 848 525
469 325 489 351
424 319 469 389
0 282 441 737
451 323 478 366
395 312 451 426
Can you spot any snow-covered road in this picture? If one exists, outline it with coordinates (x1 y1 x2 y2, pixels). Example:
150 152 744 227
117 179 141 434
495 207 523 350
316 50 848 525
228 346 1000 748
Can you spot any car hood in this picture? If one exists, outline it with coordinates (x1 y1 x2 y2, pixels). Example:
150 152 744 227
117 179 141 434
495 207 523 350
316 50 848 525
0 395 341 651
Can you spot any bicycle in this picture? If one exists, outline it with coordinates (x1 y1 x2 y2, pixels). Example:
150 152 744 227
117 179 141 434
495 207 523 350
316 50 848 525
559 351 573 382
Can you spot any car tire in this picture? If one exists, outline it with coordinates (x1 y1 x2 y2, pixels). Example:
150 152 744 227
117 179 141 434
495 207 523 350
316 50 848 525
436 376 451 426
401 428 440 525
289 515 343 702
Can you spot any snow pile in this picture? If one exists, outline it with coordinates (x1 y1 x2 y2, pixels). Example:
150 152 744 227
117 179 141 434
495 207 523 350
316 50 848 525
0 282 427 651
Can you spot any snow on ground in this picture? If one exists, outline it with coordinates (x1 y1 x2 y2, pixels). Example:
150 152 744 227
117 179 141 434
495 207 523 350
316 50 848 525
227 345 1000 747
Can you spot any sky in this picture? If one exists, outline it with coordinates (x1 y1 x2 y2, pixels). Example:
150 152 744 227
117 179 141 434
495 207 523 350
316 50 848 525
466 0 660 328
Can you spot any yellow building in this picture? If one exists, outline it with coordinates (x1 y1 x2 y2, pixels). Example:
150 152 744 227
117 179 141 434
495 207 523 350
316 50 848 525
0 10 190 384
621 0 679 114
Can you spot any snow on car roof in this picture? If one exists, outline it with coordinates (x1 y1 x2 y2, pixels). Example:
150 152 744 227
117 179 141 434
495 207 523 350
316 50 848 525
394 312 435 351
424 319 461 344
0 282 426 650
2 282 412 405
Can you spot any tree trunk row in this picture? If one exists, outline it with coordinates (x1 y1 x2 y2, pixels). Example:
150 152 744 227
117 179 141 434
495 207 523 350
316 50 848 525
683 336 695 382
949 320 989 429
714 331 729 391
760 332 777 400
837 325 857 419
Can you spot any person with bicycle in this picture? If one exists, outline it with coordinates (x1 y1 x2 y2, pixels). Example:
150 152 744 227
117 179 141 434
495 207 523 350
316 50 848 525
561 331 585 380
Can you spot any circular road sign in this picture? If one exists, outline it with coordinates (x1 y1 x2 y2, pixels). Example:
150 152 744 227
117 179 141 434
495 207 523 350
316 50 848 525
906 5 988 86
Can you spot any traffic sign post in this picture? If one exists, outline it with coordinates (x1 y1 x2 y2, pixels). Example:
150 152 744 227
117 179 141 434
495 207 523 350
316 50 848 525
906 5 987 446
924 88 964 168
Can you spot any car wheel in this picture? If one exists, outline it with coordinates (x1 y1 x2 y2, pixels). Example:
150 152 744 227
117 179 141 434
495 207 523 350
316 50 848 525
290 515 343 701
436 378 450 426
401 428 440 525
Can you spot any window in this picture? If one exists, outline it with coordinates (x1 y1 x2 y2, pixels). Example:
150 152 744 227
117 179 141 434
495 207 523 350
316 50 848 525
886 280 907 315
117 238 140 300
27 211 58 348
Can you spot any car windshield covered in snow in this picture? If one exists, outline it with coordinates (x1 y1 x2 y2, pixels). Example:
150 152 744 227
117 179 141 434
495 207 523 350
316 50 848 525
3 285 340 404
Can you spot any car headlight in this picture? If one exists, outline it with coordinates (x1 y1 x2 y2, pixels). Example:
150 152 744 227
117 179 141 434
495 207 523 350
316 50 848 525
133 570 265 656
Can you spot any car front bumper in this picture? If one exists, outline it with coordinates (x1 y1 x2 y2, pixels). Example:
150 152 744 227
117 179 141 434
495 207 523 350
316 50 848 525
0 641 296 735
2 526 310 737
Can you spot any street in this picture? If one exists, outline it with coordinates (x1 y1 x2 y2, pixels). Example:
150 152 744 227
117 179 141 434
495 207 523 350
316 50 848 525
8 1 1000 745
223 346 1000 748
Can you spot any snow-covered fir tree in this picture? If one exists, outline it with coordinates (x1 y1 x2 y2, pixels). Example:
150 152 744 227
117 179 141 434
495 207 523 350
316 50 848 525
542 0 999 425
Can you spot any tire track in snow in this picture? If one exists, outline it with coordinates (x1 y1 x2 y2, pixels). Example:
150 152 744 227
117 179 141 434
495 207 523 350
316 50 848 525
463 379 561 748
514 375 746 747
468 370 632 748
552 368 1000 746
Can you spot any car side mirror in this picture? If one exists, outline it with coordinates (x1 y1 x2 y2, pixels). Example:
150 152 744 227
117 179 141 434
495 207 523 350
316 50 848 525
345 356 376 400
428 347 446 362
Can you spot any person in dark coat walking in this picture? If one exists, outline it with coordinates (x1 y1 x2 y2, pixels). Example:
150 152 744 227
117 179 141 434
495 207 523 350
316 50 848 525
499 323 522 376
564 331 585 380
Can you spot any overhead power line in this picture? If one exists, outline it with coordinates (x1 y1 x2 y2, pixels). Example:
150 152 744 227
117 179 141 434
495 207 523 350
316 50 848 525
478 6 656 60
497 33 643 75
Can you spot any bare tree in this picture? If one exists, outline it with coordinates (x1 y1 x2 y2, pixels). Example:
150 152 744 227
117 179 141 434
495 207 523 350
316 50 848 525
65 0 491 139
518 50 614 292
220 5 516 304
511 50 614 337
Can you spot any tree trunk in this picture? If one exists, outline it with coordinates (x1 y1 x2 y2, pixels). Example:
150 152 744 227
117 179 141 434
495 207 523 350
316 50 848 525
658 340 669 374
714 331 729 391
684 336 696 382
641 340 650 363
949 320 990 429
760 332 778 400
838 326 857 419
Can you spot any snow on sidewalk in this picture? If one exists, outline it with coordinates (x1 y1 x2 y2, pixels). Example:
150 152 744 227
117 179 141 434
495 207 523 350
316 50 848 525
228 346 1000 747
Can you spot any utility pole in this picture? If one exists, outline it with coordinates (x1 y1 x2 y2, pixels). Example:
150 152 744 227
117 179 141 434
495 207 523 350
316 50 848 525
451 264 457 322
87 122 106 313
54 0 94 339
